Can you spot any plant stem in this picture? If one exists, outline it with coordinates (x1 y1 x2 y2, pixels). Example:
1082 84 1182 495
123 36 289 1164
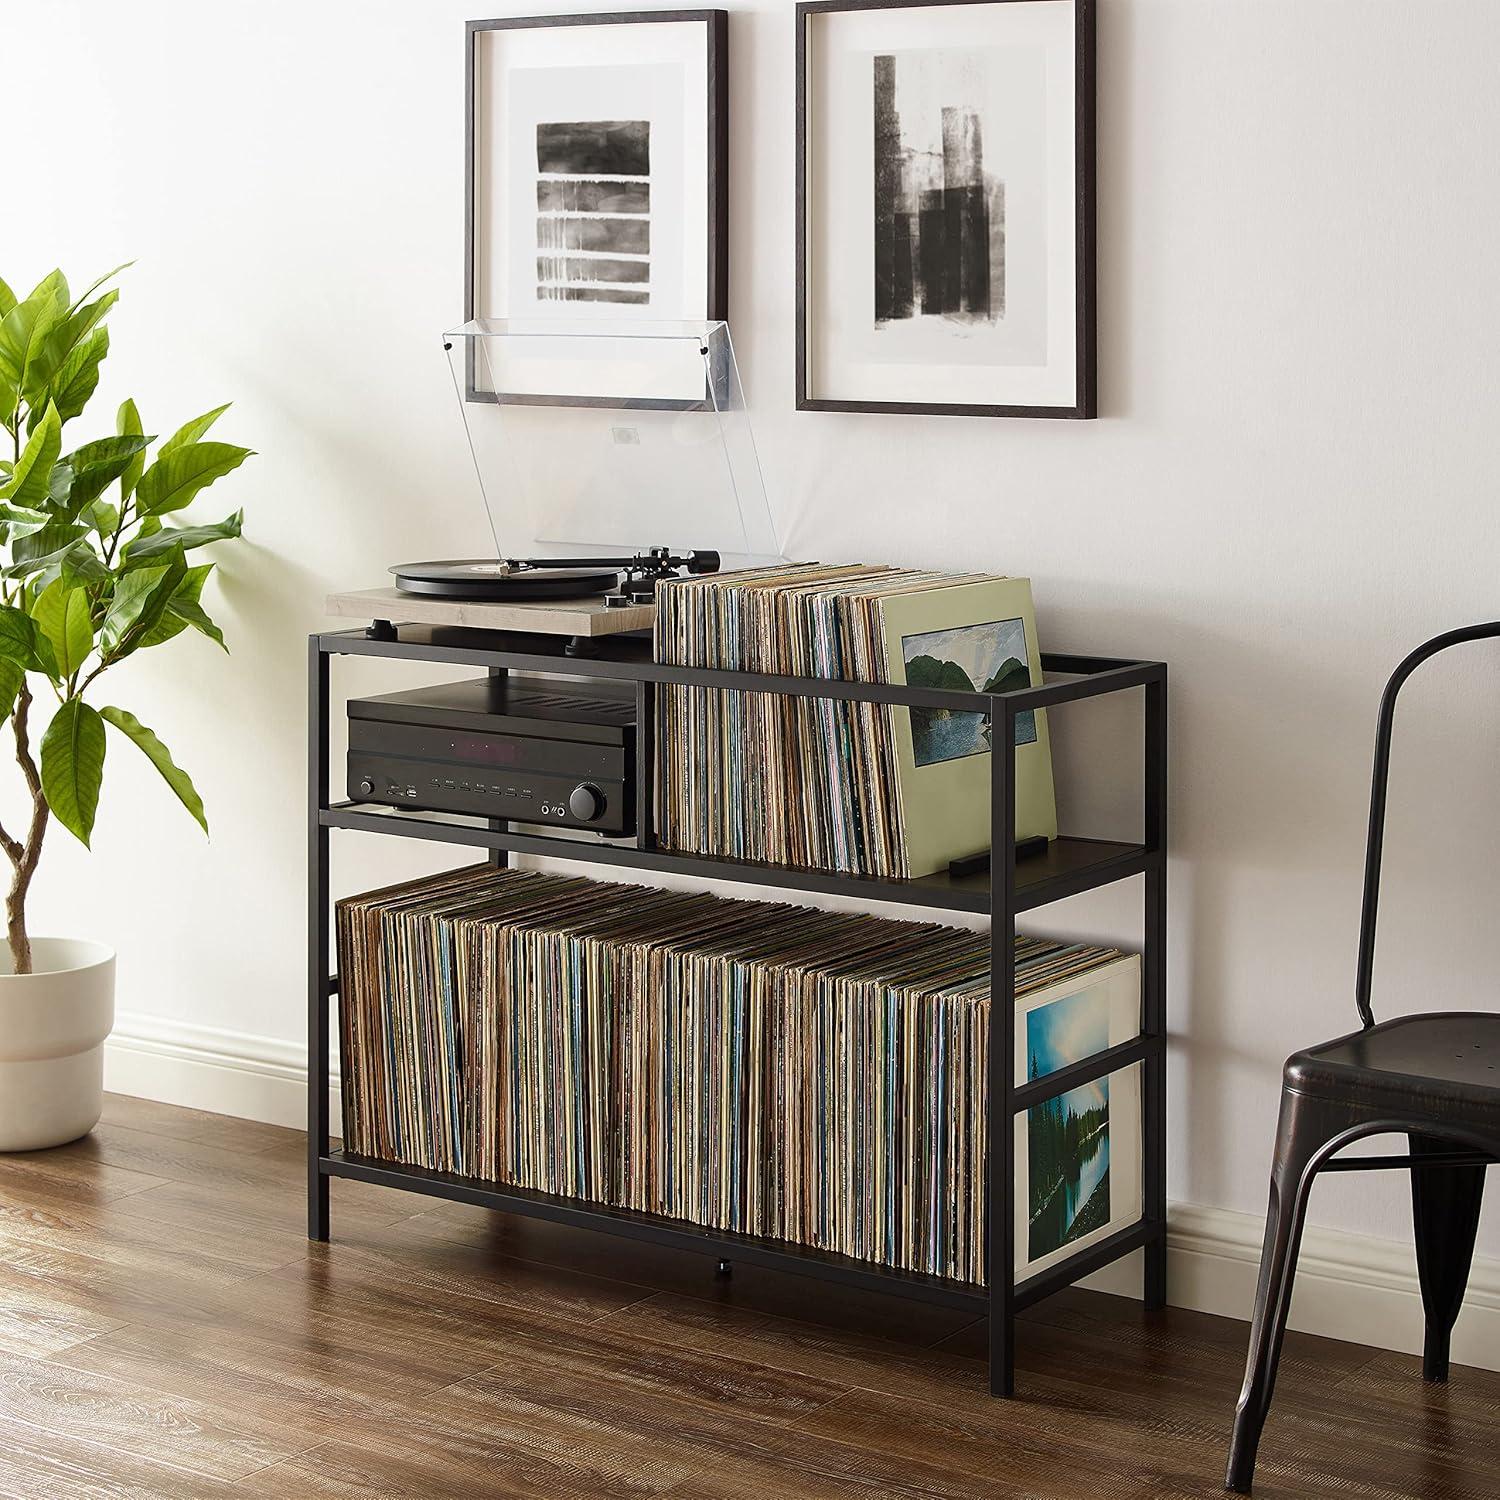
6 682 48 975
102 497 132 567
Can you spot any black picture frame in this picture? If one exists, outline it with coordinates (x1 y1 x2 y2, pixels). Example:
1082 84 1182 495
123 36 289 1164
794 0 1096 419
464 10 729 409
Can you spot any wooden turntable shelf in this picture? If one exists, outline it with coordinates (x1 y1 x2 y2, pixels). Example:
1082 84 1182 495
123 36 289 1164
323 587 655 638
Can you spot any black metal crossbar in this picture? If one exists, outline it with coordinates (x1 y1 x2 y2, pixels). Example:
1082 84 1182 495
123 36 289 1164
1319 1150 1498 1173
319 627 1152 715
1012 1036 1159 1112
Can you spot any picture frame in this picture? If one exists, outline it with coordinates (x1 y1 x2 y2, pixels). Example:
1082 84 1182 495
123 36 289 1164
795 0 1096 418
465 11 728 407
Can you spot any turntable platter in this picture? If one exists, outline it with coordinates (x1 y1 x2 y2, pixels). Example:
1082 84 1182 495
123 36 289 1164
391 560 619 601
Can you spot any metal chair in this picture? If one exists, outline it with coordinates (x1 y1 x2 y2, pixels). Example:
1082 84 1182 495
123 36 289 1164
1225 623 1500 1495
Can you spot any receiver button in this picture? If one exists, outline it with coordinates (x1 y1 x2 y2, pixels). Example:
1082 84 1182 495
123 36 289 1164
568 783 606 822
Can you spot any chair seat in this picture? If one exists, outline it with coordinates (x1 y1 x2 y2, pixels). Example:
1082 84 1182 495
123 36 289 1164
1285 1012 1500 1133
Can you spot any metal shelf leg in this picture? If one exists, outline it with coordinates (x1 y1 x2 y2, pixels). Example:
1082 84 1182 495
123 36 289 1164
308 638 331 1242
989 695 1018 1397
1143 672 1168 1309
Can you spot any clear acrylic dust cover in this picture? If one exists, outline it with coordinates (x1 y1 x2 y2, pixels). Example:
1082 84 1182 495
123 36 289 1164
444 319 780 567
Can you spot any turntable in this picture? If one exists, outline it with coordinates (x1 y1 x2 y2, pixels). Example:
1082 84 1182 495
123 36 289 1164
390 547 722 606
348 320 781 635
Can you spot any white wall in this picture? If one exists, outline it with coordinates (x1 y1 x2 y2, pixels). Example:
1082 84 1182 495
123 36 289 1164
8 1 1499 1290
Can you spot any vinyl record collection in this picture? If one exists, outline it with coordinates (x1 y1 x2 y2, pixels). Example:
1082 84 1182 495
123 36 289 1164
653 563 1056 880
337 864 1132 1284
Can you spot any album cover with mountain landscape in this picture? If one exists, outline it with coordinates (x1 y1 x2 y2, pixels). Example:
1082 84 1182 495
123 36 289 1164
878 574 1057 876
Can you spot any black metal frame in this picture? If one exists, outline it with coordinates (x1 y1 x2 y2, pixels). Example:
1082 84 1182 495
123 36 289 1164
794 0 1097 418
1354 622 1500 1030
464 11 730 410
308 625 1166 1397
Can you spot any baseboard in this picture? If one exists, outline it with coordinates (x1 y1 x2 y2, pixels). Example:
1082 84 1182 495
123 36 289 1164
1081 1202 1499 1373
103 1017 1500 1373
104 1011 340 1133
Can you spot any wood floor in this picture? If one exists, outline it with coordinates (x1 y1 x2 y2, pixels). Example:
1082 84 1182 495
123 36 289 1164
0 1097 1493 1499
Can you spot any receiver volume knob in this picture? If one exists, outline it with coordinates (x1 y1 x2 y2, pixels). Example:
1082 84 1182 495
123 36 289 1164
357 777 375 798
568 783 605 822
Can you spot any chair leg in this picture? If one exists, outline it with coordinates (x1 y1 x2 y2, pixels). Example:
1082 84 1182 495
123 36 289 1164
1225 1090 1354 1495
1410 1132 1486 1383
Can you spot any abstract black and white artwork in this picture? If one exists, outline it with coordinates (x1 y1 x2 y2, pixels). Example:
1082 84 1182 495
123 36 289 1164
535 121 652 306
874 52 1005 327
467 13 726 405
797 0 1094 417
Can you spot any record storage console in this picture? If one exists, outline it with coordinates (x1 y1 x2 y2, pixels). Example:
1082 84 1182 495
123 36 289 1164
309 622 1168 1399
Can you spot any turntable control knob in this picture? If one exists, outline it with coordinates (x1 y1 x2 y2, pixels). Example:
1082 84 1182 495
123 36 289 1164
357 777 375 798
568 783 605 822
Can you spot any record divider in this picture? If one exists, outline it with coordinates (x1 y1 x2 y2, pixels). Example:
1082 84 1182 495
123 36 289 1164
308 626 1169 1398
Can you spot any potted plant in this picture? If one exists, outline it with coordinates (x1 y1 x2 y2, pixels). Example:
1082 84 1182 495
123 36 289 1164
0 266 250 1150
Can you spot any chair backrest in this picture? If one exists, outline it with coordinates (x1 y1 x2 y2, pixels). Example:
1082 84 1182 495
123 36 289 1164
1355 622 1500 1029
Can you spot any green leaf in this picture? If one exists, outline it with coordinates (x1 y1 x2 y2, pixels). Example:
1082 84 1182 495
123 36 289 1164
101 706 207 834
123 508 242 563
81 499 119 536
136 562 214 650
25 290 118 404
51 327 108 425
159 403 231 458
99 565 167 657
0 503 53 540
26 269 68 308
51 543 110 589
26 542 109 601
113 396 145 504
0 606 40 667
135 608 189 650
0 604 54 677
100 553 183 661
0 282 67 410
1 403 61 510
0 660 23 723
135 441 253 516
169 597 227 650
32 579 93 679
65 262 130 315
4 521 88 578
58 434 151 511
0 277 15 320
46 463 74 506
40 698 105 847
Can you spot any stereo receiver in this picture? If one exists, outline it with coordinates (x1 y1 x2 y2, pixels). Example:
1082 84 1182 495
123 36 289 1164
347 676 634 835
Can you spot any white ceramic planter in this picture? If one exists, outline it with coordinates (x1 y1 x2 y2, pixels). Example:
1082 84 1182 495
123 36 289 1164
0 938 115 1152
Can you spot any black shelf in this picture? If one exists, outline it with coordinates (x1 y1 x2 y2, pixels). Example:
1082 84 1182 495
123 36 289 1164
322 1149 1165 1315
321 801 1155 916
308 621 1169 1401
323 1149 988 1311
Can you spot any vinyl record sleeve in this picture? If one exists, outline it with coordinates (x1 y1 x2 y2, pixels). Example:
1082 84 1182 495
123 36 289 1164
877 575 1057 875
1013 955 1143 1281
336 867 1137 1286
